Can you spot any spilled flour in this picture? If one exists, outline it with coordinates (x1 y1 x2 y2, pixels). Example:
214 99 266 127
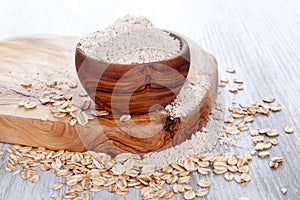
142 107 225 168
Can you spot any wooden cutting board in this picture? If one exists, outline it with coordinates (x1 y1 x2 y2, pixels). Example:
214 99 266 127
0 35 218 155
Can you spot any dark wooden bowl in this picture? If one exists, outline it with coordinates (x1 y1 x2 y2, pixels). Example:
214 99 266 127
75 32 190 114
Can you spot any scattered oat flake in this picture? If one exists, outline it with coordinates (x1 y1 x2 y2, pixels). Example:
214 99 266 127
183 184 193 191
112 163 125 175
69 118 77 126
177 176 192 184
257 151 270 158
271 156 283 163
233 78 243 84
234 175 243 183
241 173 250 182
90 185 103 192
163 190 174 199
184 190 196 200
258 128 271 134
21 82 32 88
39 94 50 104
264 141 272 149
262 97 275 103
232 113 244 118
184 159 195 171
77 112 89 126
50 196 61 200
238 166 249 173
198 167 210 175
237 84 244 90
197 179 211 187
269 160 279 169
226 67 236 73
284 125 294 134
229 88 238 93
24 102 37 109
281 187 287 194
119 114 131 122
21 168 31 180
195 189 209 197
266 129 279 137
30 175 39 183
91 110 109 117
238 124 249 131
64 94 73 100
18 99 29 107
115 188 129 196
270 138 279 146
250 130 259 136
53 113 67 118
72 184 84 192
244 115 254 123
80 192 89 199
52 182 64 190
173 184 184 193
224 172 234 181
0 150 4 156
64 192 78 199
79 92 88 97
255 142 265 151
269 156 283 169
270 103 282 112
40 163 51 171
225 127 240 135
221 78 229 83
228 156 238 165
10 169 21 176
53 95 64 100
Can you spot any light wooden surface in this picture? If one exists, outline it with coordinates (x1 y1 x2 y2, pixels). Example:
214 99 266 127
0 0 300 199
0 35 217 155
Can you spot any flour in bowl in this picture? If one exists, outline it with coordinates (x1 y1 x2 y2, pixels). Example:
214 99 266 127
78 15 181 64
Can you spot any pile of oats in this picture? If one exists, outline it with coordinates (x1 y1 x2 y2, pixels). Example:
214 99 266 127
3 145 253 200
219 67 244 93
18 80 109 127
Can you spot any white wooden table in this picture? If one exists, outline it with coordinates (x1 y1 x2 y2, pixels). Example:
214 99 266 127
0 0 300 199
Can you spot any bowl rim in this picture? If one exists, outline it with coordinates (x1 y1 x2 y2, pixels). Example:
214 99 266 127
75 30 190 67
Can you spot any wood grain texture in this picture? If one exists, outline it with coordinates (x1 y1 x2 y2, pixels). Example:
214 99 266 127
0 36 217 155
76 33 190 114
0 0 300 200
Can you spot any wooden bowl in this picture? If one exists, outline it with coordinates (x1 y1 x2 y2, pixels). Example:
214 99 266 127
75 32 190 114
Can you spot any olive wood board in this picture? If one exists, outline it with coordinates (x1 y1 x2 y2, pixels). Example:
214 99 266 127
0 35 218 155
